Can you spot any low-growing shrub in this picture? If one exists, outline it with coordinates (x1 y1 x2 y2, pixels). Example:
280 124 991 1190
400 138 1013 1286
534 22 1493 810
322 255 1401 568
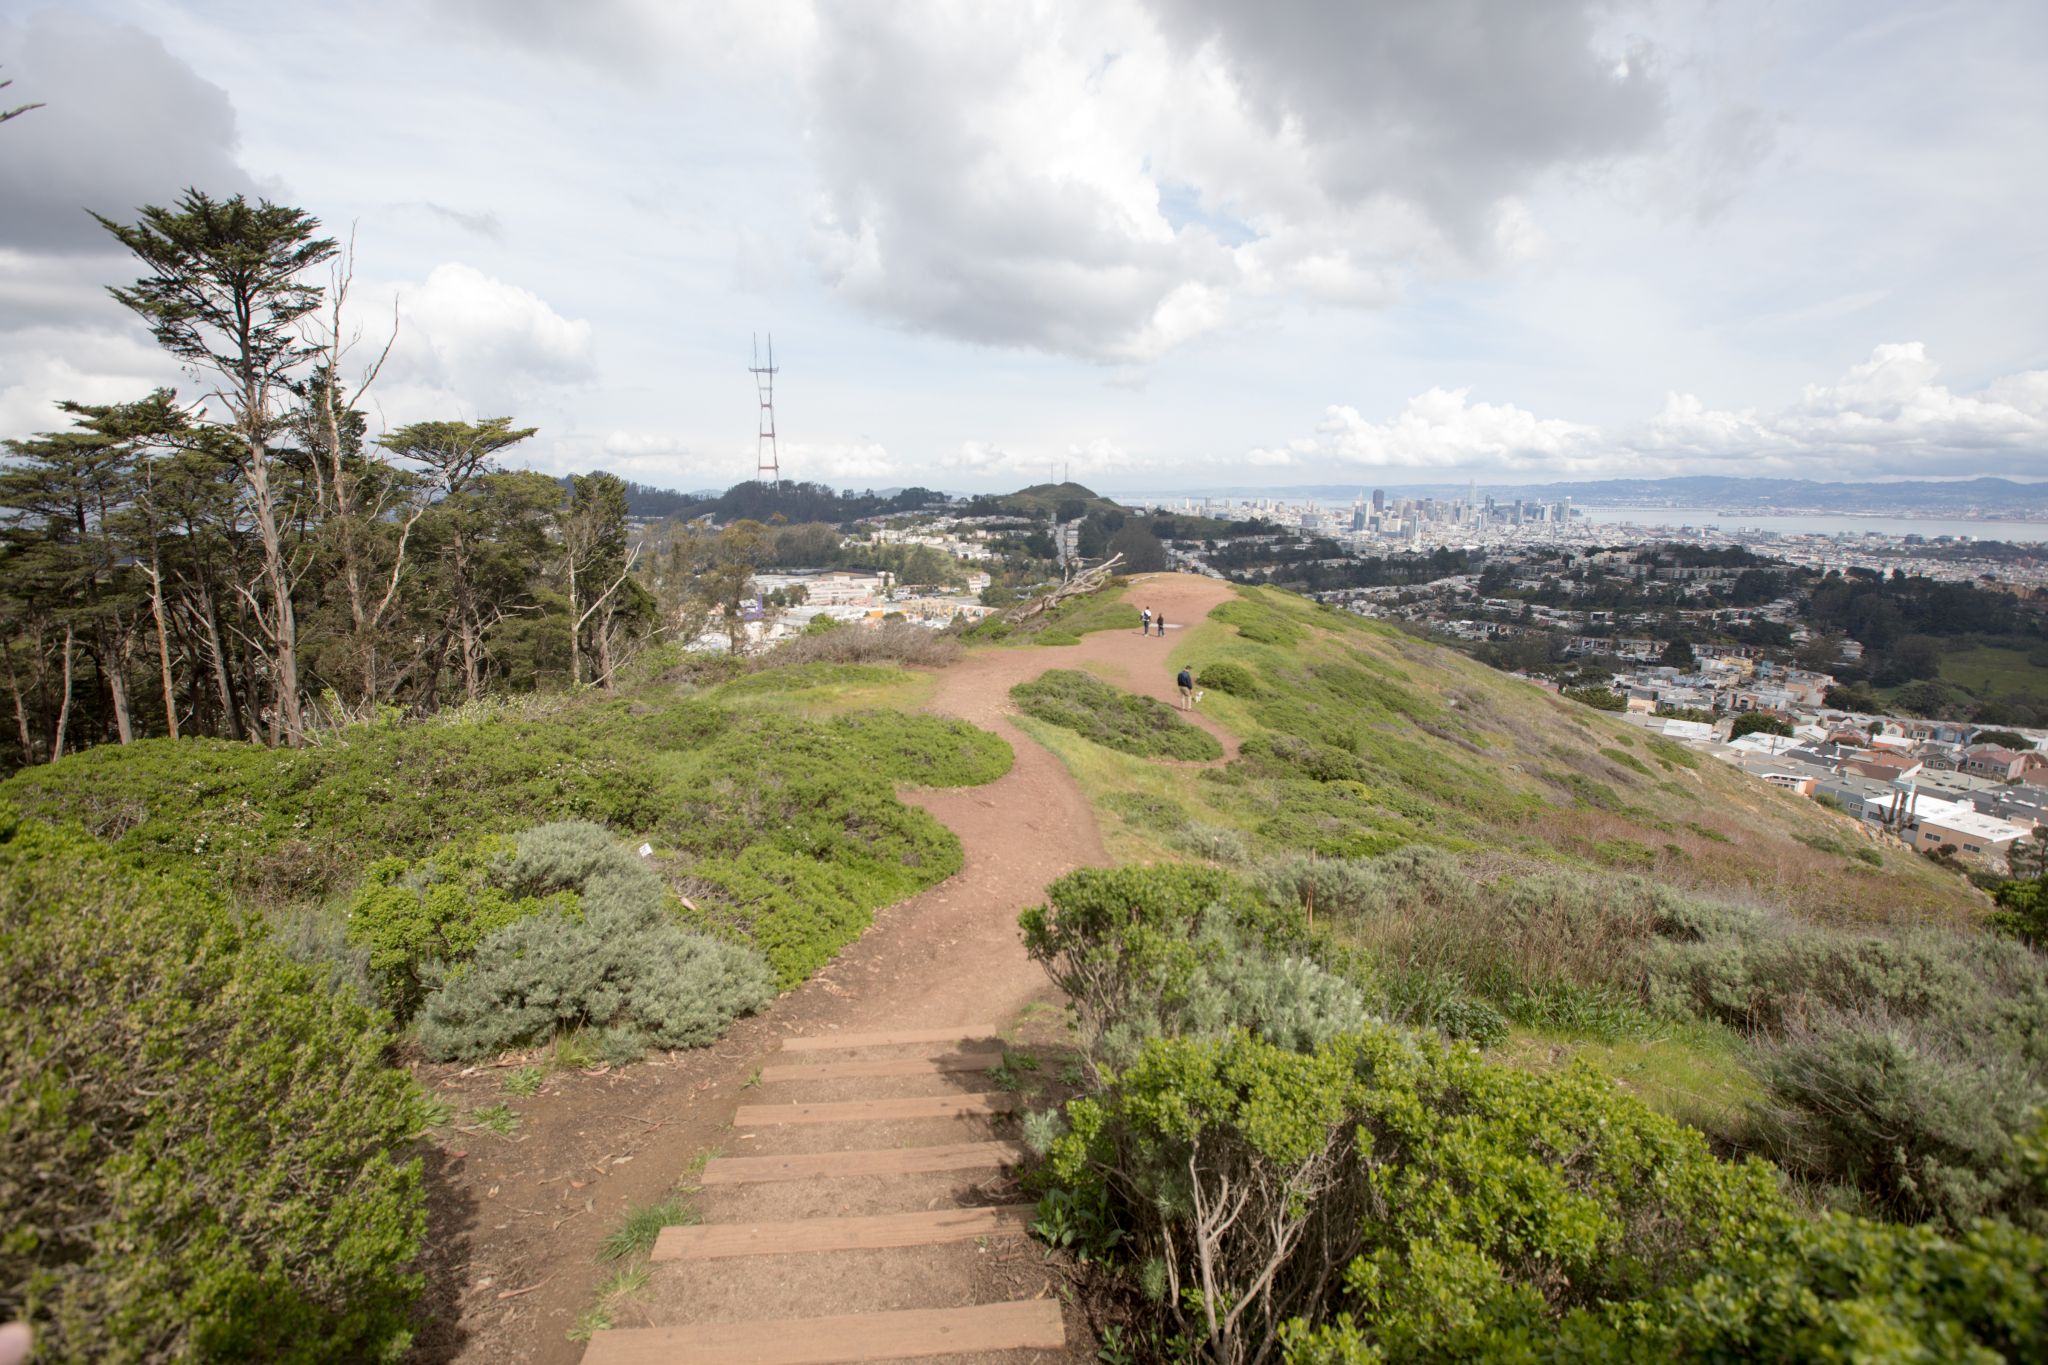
1194 660 1260 698
760 619 963 669
1039 1028 1790 1365
1020 864 1342 1067
1011 669 1224 761
1600 745 1653 776
1747 1005 2048 1229
1562 684 1627 711
345 833 576 1019
1 807 428 1362
416 901 775 1061
413 823 776 1060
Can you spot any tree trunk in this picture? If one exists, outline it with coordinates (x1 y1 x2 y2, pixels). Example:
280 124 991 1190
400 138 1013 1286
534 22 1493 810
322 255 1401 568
596 616 615 691
50 626 74 762
566 552 582 687
242 412 304 744
105 629 134 744
460 616 482 701
195 581 243 742
147 563 179 739
4 639 38 763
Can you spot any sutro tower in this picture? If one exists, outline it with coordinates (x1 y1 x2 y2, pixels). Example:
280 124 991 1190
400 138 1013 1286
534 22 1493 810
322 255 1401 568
750 333 780 485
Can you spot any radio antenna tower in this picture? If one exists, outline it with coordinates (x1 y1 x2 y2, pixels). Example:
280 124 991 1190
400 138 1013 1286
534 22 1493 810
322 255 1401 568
750 333 780 485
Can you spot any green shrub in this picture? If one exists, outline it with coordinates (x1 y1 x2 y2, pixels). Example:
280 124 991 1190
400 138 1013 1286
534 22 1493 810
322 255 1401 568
1562 685 1626 711
414 826 775 1061
1021 864 1323 1064
1195 660 1261 697
1285 1209 2048 1363
1040 1028 1789 1365
344 833 573 1019
1991 876 2048 948
1747 1006 2048 1229
1011 669 1224 761
1600 746 1653 776
0 808 427 1362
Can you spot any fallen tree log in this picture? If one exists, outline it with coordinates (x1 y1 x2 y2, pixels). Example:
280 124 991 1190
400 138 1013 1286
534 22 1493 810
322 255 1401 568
1002 554 1124 623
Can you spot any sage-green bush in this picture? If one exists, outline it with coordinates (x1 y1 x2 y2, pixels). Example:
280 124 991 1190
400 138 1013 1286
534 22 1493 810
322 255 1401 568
414 822 774 1061
415 900 774 1061
1 806 427 1362
1748 1005 2048 1229
1021 864 1313 1062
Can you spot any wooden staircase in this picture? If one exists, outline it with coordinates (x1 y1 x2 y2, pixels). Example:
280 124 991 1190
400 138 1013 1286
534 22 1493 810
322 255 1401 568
579 1026 1067 1364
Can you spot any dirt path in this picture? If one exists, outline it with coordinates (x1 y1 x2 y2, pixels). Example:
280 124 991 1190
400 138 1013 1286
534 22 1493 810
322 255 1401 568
417 574 1233 1363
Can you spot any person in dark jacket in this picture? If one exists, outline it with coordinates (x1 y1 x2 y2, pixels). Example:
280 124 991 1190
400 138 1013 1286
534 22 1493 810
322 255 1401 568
1177 666 1194 709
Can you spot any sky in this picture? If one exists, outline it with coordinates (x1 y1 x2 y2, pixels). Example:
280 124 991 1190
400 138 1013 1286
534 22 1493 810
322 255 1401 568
2 0 2046 494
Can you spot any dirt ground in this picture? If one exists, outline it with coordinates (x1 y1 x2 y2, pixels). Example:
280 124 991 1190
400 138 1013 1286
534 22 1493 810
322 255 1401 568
408 573 1233 1363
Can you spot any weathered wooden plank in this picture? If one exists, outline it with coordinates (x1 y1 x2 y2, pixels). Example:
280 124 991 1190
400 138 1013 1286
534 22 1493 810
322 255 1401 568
758 1051 1005 1084
652 1204 1034 1262
733 1093 1020 1126
699 1140 1030 1186
581 1299 1066 1365
779 1026 1001 1052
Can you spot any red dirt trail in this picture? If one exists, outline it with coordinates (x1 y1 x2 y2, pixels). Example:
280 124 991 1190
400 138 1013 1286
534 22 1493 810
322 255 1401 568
417 573 1233 1364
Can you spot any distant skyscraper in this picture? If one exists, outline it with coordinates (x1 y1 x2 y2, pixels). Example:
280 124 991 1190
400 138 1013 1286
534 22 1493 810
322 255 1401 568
1371 488 1384 513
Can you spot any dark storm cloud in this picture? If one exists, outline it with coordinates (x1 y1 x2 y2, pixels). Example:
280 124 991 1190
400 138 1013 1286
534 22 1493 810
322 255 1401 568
0 12 258 254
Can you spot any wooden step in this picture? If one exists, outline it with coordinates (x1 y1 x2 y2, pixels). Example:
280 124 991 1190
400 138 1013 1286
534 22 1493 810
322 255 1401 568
701 1140 1030 1186
581 1299 1065 1365
734 1093 1020 1126
780 1025 1000 1053
652 1204 1036 1262
759 1050 1005 1084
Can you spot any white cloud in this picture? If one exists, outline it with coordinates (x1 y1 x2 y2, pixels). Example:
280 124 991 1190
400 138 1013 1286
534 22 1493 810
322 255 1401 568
377 263 595 417
0 326 179 438
782 440 895 482
1271 388 1603 472
802 0 1668 363
1262 344 2048 479
0 12 260 252
603 430 690 458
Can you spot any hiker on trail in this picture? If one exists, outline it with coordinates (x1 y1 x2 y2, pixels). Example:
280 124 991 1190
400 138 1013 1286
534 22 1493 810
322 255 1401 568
1178 666 1195 710
1140 606 1152 635
1155 613 1166 637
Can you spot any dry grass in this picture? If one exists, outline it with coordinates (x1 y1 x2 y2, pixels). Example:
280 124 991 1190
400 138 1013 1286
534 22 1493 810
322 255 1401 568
761 619 964 669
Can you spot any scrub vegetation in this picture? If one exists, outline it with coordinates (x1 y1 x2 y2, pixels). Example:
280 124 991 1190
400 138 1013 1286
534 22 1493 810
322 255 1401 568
0 674 1011 1353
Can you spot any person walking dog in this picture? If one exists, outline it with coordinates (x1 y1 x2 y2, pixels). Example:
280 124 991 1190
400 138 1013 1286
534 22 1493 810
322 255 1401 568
1177 666 1195 710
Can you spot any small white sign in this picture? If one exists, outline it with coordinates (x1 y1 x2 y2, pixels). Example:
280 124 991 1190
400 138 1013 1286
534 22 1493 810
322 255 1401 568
637 842 654 858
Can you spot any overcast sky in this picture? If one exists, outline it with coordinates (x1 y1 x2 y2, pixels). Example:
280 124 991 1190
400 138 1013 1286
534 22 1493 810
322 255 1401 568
3 0 2045 493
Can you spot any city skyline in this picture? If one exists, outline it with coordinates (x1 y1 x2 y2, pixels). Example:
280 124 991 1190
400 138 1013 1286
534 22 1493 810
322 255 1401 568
3 2 2047 492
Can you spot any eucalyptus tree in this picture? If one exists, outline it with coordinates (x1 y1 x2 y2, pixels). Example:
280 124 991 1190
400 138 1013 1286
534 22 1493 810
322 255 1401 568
95 191 337 744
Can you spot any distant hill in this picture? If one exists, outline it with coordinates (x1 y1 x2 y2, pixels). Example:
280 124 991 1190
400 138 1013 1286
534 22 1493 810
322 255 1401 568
564 476 952 524
988 482 1128 519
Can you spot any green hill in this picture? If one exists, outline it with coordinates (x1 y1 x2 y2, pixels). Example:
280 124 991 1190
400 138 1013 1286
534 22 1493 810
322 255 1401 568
994 480 1127 518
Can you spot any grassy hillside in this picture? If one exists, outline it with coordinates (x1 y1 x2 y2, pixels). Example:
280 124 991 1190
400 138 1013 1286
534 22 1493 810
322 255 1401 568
1033 583 1977 926
1013 581 2046 1361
